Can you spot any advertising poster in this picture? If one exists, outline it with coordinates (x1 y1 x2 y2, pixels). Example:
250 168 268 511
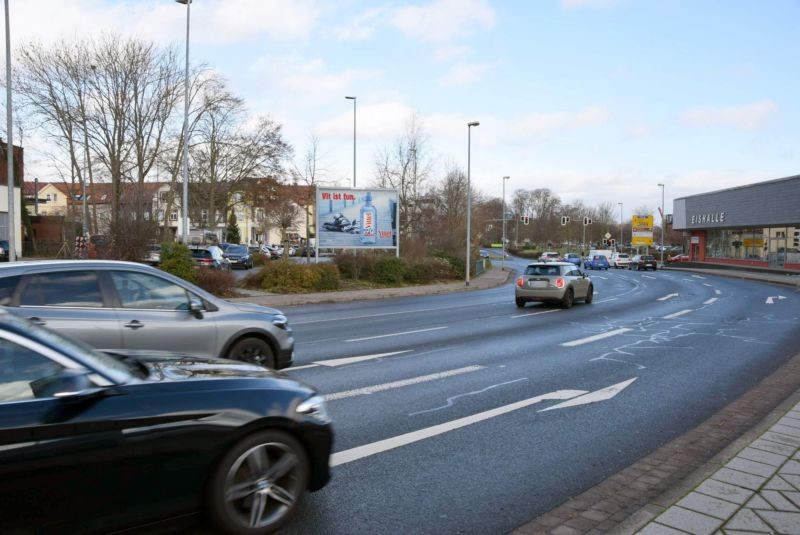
316 188 398 249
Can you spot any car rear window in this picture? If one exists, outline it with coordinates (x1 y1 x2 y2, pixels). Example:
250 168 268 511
525 265 560 276
191 250 212 259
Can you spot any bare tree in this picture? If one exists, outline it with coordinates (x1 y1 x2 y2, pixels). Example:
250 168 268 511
268 197 302 257
291 134 330 262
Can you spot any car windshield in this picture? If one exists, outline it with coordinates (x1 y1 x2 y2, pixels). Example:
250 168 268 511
526 265 561 276
228 245 247 254
594 255 606 260
191 249 212 259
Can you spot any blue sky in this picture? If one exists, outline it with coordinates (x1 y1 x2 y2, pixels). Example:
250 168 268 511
8 0 800 217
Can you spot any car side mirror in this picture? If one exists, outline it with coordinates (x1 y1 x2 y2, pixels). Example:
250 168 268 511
30 369 98 399
189 298 205 319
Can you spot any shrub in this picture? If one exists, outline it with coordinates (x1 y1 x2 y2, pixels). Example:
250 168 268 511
159 242 196 283
314 263 340 290
194 268 237 297
432 251 465 278
253 260 341 293
403 262 434 284
252 252 270 267
371 257 407 285
333 252 375 280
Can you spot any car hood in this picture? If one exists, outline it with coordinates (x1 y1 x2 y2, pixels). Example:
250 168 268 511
233 302 284 316
106 349 282 381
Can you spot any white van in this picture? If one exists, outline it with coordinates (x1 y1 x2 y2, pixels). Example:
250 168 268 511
611 253 630 269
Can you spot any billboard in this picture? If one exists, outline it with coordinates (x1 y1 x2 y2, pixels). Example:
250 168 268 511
631 215 654 246
316 187 399 249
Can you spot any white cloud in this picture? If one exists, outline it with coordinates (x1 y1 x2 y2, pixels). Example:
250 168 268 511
560 0 617 9
392 0 495 43
433 45 471 63
511 106 611 137
437 60 494 85
8 0 320 46
315 101 416 139
331 6 388 42
679 100 778 131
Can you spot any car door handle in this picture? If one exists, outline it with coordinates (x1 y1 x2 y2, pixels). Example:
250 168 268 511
28 316 46 326
124 320 144 330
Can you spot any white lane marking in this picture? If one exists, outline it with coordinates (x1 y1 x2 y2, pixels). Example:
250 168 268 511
594 276 608 280
561 328 633 347
642 275 656 280
766 296 787 304
595 298 618 303
314 350 413 367
408 377 527 415
293 300 507 325
346 326 447 342
287 363 319 371
703 297 718 305
692 274 706 279
715 289 722 295
682 278 696 282
511 308 561 319
330 389 587 467
663 309 692 319
657 293 679 301
703 283 713 287
539 378 637 412
325 365 484 401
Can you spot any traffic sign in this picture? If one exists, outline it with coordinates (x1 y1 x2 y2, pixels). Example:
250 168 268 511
604 232 612 240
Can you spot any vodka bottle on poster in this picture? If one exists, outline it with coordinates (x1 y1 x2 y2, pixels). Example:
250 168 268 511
360 191 377 244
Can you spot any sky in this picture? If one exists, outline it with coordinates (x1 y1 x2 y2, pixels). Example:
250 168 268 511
4 0 800 219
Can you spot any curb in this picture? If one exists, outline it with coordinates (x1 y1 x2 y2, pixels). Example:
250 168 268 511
662 266 800 288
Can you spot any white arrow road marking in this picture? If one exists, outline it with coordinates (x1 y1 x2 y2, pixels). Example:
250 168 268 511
346 326 447 342
330 389 587 467
703 297 718 305
642 274 656 280
538 378 637 412
325 365 485 401
561 328 632 347
766 296 787 304
511 308 561 319
692 274 706 279
663 309 692 319
657 293 679 301
715 289 722 295
313 350 413 367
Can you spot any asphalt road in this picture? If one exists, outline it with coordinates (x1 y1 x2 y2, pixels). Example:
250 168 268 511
275 258 800 534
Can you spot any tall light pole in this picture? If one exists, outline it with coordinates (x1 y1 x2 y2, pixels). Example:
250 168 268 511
466 121 479 286
5 0 15 262
658 183 665 266
618 202 623 249
345 96 356 188
177 0 191 243
502 176 510 271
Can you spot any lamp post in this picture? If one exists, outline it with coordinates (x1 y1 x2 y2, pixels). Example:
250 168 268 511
658 183 665 266
618 202 623 249
502 176 510 271
176 0 191 244
5 0 15 262
466 121 479 286
345 96 356 188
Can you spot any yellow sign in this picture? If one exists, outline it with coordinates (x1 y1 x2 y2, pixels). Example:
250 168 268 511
743 239 764 248
631 215 654 246
632 215 653 230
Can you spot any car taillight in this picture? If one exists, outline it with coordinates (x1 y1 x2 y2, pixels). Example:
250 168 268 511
554 277 565 289
516 277 524 287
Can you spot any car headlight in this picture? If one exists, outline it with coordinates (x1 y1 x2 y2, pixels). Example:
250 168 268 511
297 395 331 424
271 314 288 330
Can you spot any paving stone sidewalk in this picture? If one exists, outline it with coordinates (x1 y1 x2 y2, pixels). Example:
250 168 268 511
639 402 800 535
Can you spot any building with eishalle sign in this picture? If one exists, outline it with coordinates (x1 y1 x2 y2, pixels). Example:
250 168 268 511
672 174 800 271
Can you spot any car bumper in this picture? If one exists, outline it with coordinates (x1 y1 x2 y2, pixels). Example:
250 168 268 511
301 423 334 491
515 287 567 302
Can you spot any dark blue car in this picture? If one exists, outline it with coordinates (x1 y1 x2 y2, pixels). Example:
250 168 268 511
583 254 610 270
564 253 582 266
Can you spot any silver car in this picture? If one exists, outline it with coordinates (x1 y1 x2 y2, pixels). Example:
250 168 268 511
515 261 593 309
0 260 294 369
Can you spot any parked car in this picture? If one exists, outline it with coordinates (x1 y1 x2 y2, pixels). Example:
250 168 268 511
189 245 231 271
261 244 280 259
479 249 490 258
583 254 610 270
0 308 331 533
0 240 8 262
142 243 161 266
668 253 690 263
563 253 582 266
629 254 658 271
515 261 593 309
0 260 295 369
610 252 630 269
539 251 561 262
221 244 253 270
297 245 317 257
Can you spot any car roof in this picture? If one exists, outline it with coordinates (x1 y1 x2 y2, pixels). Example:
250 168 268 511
526 261 572 267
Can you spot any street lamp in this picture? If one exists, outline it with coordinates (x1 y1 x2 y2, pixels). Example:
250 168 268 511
345 96 356 188
5 0 15 262
502 176 510 271
466 121 479 286
658 183 665 266
177 0 191 244
618 202 623 248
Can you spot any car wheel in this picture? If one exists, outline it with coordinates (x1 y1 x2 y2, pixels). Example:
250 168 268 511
561 288 574 309
584 284 593 304
653 265 657 271
207 430 309 534
515 297 526 308
228 338 276 369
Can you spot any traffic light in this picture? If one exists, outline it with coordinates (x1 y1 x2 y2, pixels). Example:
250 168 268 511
602 239 608 246
583 216 592 226
609 238 616 246
561 216 570 225
522 215 530 225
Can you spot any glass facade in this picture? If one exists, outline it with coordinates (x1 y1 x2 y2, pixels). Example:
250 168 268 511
705 227 800 266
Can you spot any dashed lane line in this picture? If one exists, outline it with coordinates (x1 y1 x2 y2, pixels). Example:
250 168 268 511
561 328 633 347
657 293 679 301
663 309 693 319
346 326 447 342
511 309 561 319
287 350 415 370
703 297 718 305
715 289 722 295
324 365 485 401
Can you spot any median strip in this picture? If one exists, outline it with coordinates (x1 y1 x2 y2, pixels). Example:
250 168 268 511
561 328 633 347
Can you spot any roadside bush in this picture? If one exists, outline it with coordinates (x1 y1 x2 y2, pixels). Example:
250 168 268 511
194 268 237 297
404 257 456 284
314 263 340 291
333 252 375 280
159 242 196 283
432 251 465 278
251 260 341 293
252 252 270 267
371 257 407 285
